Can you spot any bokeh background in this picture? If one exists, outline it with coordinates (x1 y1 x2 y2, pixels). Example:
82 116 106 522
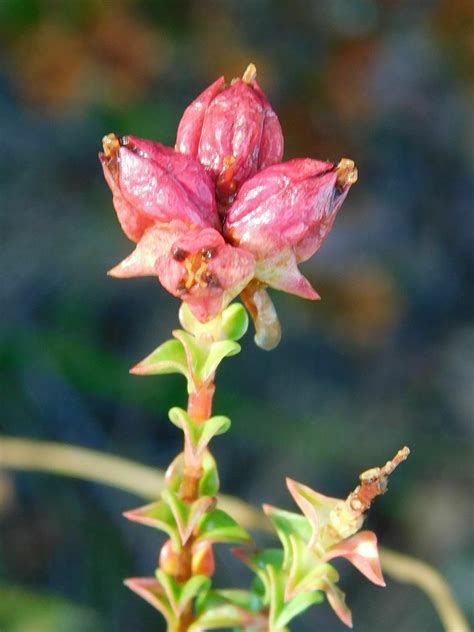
0 0 473 630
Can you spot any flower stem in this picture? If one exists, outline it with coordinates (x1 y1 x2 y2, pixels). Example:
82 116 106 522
175 380 216 630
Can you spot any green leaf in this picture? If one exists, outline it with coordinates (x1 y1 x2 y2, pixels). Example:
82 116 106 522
196 509 253 546
173 330 208 383
234 548 284 604
215 589 262 613
263 505 312 569
200 340 241 382
178 302 249 342
125 578 177 629
123 500 180 548
266 563 286 630
199 452 220 496
275 590 323 629
189 604 250 631
130 339 189 382
155 570 210 618
286 535 339 600
168 407 231 463
162 489 216 544
220 303 249 341
163 452 220 497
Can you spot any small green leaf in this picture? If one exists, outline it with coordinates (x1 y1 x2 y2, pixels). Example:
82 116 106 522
162 489 216 544
200 340 241 382
233 548 284 606
287 534 339 600
125 578 177 628
266 563 286 629
221 303 249 341
199 452 220 496
173 329 208 382
179 575 212 611
263 505 312 569
168 407 231 463
196 509 253 546
189 604 250 631
123 501 180 548
216 589 262 613
164 452 220 496
130 339 189 382
179 301 249 342
275 590 323 629
155 570 210 618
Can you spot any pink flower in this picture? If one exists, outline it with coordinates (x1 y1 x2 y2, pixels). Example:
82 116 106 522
157 227 255 321
225 158 358 300
100 133 219 241
176 64 284 203
109 224 255 322
101 65 358 334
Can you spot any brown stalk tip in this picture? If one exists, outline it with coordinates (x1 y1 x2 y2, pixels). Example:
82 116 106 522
102 133 120 158
335 158 358 188
242 62 257 83
381 446 410 477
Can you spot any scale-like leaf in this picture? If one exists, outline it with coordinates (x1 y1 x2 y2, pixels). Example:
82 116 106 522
196 509 252 545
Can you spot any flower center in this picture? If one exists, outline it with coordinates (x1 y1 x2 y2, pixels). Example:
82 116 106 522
173 247 220 293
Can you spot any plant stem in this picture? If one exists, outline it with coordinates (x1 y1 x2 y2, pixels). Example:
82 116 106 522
176 380 216 630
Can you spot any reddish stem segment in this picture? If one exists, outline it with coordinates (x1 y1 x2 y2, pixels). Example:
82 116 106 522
163 380 216 631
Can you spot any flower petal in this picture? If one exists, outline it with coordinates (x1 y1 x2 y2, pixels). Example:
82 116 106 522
324 531 386 587
108 221 187 278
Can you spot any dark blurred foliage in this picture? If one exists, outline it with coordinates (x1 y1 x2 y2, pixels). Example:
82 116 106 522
0 0 473 630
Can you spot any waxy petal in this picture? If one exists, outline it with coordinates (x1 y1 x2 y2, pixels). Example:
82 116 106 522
100 150 154 242
176 76 226 157
176 65 283 201
255 250 320 300
108 221 187 278
225 158 354 260
100 134 219 243
324 531 385 587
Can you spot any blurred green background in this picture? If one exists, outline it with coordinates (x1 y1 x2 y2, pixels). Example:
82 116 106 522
0 0 472 630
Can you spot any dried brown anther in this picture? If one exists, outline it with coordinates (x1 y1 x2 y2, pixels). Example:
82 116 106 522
335 158 358 190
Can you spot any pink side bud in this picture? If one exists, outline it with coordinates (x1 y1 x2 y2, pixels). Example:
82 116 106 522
156 227 255 322
176 64 284 202
224 158 357 298
100 133 219 242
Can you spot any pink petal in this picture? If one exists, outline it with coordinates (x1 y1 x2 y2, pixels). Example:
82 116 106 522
255 249 320 300
100 153 154 242
326 582 353 628
176 76 226 157
324 531 386 587
108 221 187 278
117 142 218 230
125 136 219 230
225 159 340 260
